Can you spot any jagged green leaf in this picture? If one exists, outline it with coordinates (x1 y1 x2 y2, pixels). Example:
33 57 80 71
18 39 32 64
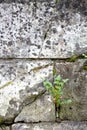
62 79 69 83
60 99 72 105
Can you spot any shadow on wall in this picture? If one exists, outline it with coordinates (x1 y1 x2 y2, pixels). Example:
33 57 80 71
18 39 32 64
58 0 87 15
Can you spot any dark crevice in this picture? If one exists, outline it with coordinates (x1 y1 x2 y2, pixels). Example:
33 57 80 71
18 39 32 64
0 52 87 61
43 28 49 40
55 104 62 122
43 20 52 40
9 125 12 130
69 107 72 110
12 120 58 125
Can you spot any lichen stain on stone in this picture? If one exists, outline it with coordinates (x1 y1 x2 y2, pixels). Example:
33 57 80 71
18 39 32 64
31 64 53 73
0 81 13 90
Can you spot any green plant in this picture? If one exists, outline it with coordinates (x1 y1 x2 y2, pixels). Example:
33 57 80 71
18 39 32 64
82 54 87 71
43 75 72 115
0 117 5 130
82 54 87 58
68 55 77 62
84 65 87 70
55 0 60 4
0 126 6 130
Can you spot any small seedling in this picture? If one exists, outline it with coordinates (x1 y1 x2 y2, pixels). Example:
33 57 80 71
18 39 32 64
43 75 72 116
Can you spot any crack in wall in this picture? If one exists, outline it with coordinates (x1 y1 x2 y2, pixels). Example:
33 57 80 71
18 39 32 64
38 22 52 58
13 91 46 124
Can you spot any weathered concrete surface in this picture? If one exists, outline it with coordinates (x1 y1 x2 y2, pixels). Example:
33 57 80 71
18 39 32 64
0 1 87 58
55 59 87 121
12 121 87 130
15 94 55 122
0 60 53 123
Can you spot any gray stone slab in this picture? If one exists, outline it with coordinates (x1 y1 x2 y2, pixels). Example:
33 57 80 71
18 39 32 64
0 2 87 58
0 0 54 3
55 59 87 121
0 59 53 123
12 121 87 130
0 126 9 130
15 94 55 122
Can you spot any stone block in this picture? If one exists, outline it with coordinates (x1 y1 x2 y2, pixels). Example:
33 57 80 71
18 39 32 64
15 94 55 122
55 59 87 121
0 60 53 123
0 2 87 58
0 126 9 130
59 0 87 15
12 121 87 130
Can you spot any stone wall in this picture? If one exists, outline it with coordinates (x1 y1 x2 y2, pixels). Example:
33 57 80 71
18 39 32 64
0 0 87 129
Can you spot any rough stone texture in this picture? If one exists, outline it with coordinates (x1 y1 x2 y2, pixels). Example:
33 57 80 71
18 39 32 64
0 1 87 58
0 126 9 130
0 0 87 129
12 121 87 130
55 59 87 121
15 94 55 122
0 60 53 123
58 0 87 15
